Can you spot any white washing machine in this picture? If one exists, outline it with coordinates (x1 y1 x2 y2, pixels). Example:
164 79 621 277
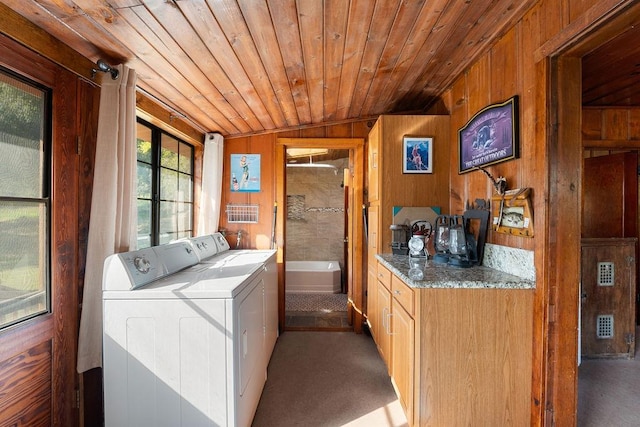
102 233 277 427
188 233 278 361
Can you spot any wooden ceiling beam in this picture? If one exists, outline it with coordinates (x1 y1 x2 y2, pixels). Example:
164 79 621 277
0 2 98 84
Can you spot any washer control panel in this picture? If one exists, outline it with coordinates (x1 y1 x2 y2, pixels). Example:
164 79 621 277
105 241 201 291
154 241 200 275
189 235 219 261
113 248 163 290
212 232 231 252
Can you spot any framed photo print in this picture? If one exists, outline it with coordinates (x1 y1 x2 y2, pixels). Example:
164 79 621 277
403 136 433 173
230 153 261 192
458 95 519 174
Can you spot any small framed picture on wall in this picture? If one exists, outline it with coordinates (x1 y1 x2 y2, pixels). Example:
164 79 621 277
403 136 433 174
230 153 261 192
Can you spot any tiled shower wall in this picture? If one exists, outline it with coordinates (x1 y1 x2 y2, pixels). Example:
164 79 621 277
286 158 348 268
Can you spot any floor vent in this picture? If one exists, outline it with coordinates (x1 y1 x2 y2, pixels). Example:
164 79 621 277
596 314 614 339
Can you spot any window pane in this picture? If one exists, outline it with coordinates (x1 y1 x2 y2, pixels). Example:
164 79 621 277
159 201 176 235
0 74 45 198
137 199 152 249
177 231 190 240
159 232 176 246
161 134 179 170
178 141 192 174
160 168 178 201
0 201 48 327
136 119 193 246
137 235 151 250
178 173 192 202
0 70 48 329
136 123 152 164
177 203 192 232
137 163 152 199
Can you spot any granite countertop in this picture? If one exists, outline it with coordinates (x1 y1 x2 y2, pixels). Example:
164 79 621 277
376 254 535 290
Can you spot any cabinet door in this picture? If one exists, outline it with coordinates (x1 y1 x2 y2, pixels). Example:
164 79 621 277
368 204 379 261
581 239 637 358
391 299 414 424
367 267 379 340
376 281 392 369
264 258 278 359
368 123 380 202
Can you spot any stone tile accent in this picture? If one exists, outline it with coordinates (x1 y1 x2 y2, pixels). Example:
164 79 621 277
482 243 536 281
286 158 348 265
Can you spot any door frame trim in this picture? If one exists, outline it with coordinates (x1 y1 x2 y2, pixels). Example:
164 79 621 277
275 138 365 332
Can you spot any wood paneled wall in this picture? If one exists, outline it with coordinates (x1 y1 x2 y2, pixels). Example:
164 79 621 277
582 106 640 239
220 120 373 249
439 17 546 421
439 1 638 425
583 106 640 151
441 24 537 253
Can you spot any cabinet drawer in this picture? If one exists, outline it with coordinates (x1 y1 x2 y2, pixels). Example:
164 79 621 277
377 263 392 290
391 275 414 316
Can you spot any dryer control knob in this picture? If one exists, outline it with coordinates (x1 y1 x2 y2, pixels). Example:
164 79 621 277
133 256 151 274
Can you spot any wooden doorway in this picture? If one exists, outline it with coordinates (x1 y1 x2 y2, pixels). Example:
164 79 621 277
583 152 639 328
548 3 640 424
275 138 364 333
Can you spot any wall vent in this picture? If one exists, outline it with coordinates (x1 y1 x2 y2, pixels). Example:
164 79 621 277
596 314 614 339
597 262 614 286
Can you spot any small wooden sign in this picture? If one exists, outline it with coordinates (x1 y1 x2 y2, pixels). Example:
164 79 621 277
491 188 533 237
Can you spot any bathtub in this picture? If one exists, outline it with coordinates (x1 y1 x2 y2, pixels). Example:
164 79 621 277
285 261 342 293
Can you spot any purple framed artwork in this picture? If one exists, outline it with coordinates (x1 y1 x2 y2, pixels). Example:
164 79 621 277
458 96 519 174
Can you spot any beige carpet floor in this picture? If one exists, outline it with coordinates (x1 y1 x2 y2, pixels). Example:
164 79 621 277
251 331 408 427
578 327 640 426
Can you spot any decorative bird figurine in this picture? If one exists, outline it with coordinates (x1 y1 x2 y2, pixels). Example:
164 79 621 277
475 166 507 196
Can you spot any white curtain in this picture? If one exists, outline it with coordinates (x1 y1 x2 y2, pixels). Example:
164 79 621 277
197 132 224 235
77 66 137 373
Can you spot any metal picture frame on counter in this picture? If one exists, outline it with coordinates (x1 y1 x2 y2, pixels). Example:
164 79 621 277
458 96 519 174
403 136 433 174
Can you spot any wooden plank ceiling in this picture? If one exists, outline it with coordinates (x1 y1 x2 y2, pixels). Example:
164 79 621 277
582 22 640 107
3 0 538 138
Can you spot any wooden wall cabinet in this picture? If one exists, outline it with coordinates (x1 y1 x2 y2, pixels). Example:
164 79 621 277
365 114 450 425
366 115 450 259
368 125 380 203
372 262 533 426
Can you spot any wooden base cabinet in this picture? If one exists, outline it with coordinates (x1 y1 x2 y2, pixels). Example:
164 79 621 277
372 265 417 423
391 293 415 424
373 264 392 368
372 262 534 426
